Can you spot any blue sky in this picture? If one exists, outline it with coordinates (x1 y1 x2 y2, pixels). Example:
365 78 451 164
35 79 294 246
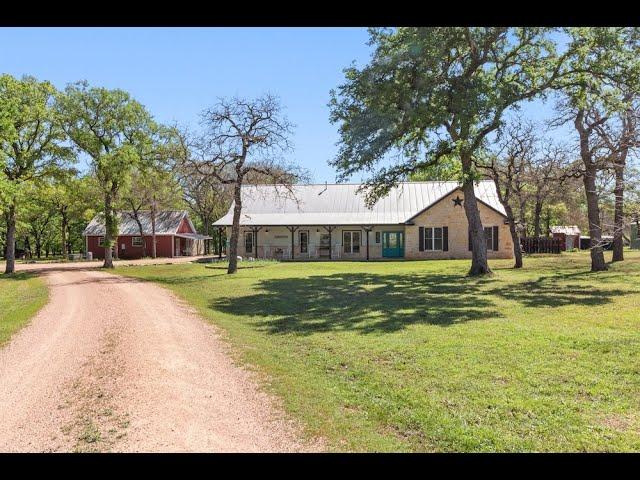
0 27 565 182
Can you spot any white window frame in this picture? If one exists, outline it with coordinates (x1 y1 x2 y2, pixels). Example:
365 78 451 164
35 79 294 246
98 236 105 247
343 230 361 254
424 227 443 251
132 236 143 247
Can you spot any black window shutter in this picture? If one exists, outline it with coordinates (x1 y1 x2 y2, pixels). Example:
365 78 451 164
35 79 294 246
443 226 448 251
419 227 424 251
493 226 499 251
468 228 473 251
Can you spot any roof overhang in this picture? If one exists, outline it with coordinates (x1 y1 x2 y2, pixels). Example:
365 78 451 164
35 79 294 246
175 232 213 240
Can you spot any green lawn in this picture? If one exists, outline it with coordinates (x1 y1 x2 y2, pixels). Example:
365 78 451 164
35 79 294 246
119 251 640 452
0 272 48 346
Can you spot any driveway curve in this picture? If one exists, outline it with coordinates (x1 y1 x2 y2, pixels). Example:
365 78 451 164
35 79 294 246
0 263 318 452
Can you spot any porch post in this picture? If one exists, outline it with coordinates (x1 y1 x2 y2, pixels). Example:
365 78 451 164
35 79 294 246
218 227 224 259
250 226 262 258
363 226 373 261
286 226 299 260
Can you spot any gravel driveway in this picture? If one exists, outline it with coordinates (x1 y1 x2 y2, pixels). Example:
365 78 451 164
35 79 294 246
0 264 318 452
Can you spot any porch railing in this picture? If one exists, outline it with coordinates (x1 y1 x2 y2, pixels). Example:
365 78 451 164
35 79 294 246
249 244 344 260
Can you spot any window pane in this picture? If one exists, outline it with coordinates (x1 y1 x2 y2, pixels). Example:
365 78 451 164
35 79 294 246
434 238 442 250
353 232 360 253
375 231 381 243
425 228 433 250
343 232 351 253
300 231 308 253
388 233 397 248
484 227 493 250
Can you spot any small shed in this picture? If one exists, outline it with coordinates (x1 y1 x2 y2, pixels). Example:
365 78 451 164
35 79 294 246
551 226 581 251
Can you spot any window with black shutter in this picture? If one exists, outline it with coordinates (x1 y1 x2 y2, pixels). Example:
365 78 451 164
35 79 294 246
484 227 493 251
423 227 444 251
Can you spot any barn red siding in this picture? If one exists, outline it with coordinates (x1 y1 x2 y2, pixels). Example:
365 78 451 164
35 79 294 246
177 217 194 234
86 235 175 259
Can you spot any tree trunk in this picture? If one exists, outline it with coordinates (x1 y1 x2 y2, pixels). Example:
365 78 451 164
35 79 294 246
203 216 210 236
103 191 115 269
4 202 16 274
35 237 42 259
533 197 543 238
575 110 607 272
61 208 68 259
504 203 523 268
151 199 157 259
131 210 147 258
612 162 625 262
583 165 608 271
227 182 243 274
517 195 527 236
545 208 552 237
461 155 491 276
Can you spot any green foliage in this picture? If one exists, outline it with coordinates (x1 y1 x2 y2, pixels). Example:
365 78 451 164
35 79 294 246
561 27 640 113
329 27 566 204
408 154 462 181
0 74 71 183
57 81 158 249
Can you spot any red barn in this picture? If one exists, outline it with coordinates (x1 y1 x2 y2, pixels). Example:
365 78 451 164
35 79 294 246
82 210 211 260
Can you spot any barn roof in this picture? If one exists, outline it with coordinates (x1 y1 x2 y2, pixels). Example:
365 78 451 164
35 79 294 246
83 210 192 236
212 180 507 226
551 225 581 235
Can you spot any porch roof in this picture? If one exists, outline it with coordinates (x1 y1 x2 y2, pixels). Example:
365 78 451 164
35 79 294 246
175 232 212 240
212 181 507 227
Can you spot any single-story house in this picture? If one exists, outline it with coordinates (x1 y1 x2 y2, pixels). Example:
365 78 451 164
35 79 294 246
83 210 212 260
212 181 513 260
550 225 581 251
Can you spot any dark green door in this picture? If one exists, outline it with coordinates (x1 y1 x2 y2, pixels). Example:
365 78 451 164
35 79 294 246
382 231 404 258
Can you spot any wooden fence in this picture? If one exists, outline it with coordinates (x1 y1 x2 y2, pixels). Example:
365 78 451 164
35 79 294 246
520 237 562 254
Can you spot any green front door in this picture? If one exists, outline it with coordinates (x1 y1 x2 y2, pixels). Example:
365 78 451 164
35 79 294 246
382 231 404 258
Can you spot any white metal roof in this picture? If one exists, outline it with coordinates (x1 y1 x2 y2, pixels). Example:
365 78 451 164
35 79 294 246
83 210 191 236
213 180 507 226
551 225 581 235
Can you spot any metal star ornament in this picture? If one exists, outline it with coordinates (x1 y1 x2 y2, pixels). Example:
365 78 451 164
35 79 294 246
452 195 463 207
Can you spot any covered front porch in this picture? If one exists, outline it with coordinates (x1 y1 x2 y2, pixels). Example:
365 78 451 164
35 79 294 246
219 225 405 261
173 233 213 257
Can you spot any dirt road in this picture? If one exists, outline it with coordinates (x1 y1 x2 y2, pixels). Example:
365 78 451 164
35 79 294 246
0 265 317 452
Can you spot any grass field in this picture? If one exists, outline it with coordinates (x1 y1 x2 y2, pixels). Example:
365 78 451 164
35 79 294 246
0 272 48 346
120 251 640 452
